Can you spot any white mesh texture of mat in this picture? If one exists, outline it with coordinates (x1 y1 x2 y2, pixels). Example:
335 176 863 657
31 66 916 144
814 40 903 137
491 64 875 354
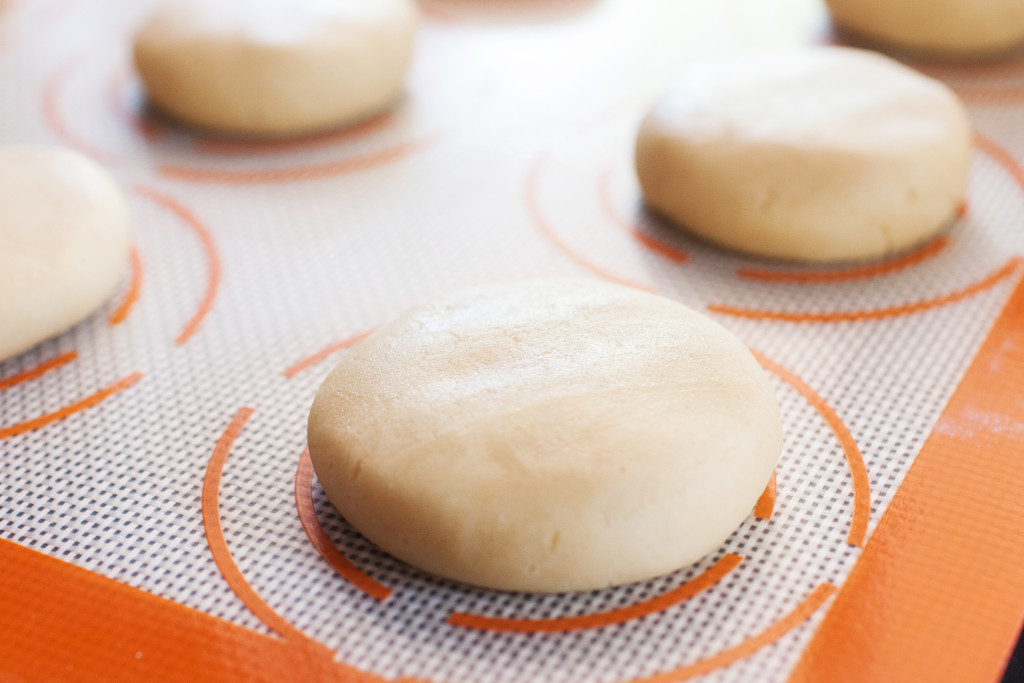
2 0 1024 681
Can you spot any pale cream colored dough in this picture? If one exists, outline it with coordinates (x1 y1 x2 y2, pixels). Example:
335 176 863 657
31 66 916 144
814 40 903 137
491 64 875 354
133 0 418 137
0 146 131 362
635 47 971 263
308 279 782 592
825 0 1024 58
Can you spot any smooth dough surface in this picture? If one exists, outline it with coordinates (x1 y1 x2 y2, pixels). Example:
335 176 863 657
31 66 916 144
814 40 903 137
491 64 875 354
635 47 971 263
0 146 131 362
825 0 1024 58
308 279 782 593
134 0 418 137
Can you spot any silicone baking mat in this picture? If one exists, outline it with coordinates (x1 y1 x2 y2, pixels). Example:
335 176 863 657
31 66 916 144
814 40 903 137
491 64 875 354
3 0 1024 681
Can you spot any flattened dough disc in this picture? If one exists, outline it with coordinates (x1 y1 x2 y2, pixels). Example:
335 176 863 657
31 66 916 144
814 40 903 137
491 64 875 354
0 146 130 362
635 47 971 263
308 279 782 592
134 0 418 137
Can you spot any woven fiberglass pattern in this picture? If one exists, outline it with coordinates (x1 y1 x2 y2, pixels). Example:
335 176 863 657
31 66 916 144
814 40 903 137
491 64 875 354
2 0 1024 681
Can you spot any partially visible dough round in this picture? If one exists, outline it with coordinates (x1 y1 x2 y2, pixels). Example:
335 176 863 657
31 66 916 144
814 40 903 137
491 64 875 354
133 0 418 137
635 47 971 263
308 279 782 593
825 0 1024 58
0 146 131 362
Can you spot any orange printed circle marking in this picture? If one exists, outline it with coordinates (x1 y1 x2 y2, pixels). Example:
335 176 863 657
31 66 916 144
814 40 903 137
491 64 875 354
194 112 396 156
448 554 742 633
712 257 1022 323
738 236 951 284
201 408 333 650
133 186 221 345
528 158 654 291
158 141 425 185
754 351 870 547
45 57 423 182
282 330 375 378
43 55 120 163
0 372 142 441
105 67 161 141
598 170 689 264
294 448 394 600
755 470 777 520
108 245 143 326
709 135 1024 321
0 351 77 392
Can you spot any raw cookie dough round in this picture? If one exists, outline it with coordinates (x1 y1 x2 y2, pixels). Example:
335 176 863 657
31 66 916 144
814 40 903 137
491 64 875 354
825 0 1024 59
308 279 782 592
0 146 131 362
635 47 971 263
133 0 418 137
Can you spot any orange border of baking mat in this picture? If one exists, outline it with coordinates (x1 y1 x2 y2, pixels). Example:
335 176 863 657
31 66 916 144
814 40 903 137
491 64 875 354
0 538 341 682
788 274 1024 683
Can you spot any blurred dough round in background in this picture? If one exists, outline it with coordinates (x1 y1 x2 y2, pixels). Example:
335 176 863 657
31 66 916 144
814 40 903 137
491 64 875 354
307 278 782 593
0 146 130 362
133 0 418 137
635 47 971 263
824 0 1024 59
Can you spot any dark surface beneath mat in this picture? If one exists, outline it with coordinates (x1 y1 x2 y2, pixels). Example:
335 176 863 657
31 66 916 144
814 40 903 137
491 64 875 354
1004 629 1024 683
